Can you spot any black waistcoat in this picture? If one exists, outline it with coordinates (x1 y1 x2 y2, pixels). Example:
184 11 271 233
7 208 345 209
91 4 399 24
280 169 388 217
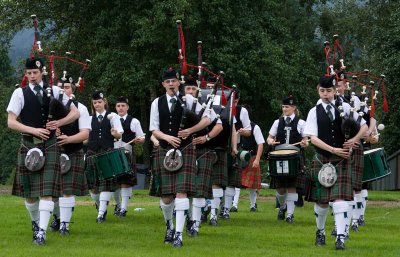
88 111 114 152
60 101 83 154
121 115 136 143
20 85 50 129
316 104 345 157
240 122 258 155
276 116 302 145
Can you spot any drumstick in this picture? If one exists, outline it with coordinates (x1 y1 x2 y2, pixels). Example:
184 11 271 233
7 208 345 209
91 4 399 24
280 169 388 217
290 139 310 146
120 133 146 148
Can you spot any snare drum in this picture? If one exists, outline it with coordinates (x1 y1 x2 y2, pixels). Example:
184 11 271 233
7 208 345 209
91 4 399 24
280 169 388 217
362 148 391 182
94 149 132 180
268 149 300 177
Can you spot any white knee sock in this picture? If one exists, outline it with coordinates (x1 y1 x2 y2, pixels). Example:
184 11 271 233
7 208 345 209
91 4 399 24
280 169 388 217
233 188 241 208
333 201 348 241
120 187 132 211
353 193 363 224
314 204 329 231
192 198 206 231
25 200 39 223
98 192 111 217
53 200 60 218
346 201 355 232
160 199 174 230
59 196 75 229
277 192 287 208
211 188 223 220
249 189 257 208
361 189 368 216
224 187 236 211
175 198 189 240
286 193 298 216
90 191 100 207
113 188 121 206
38 200 55 231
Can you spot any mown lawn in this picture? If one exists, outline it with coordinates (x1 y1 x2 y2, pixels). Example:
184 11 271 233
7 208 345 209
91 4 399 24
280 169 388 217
0 188 399 257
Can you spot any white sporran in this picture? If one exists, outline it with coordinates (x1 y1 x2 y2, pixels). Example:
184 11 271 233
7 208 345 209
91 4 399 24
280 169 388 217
318 163 337 188
25 147 45 172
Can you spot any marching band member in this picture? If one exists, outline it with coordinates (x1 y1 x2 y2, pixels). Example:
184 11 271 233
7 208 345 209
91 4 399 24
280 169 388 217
304 75 367 250
113 96 145 217
267 95 307 222
86 91 124 223
7 57 79 245
49 76 90 235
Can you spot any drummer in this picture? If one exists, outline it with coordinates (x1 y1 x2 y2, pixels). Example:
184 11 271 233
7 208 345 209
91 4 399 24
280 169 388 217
86 90 124 223
267 95 308 223
304 74 367 250
113 96 145 217
49 76 91 235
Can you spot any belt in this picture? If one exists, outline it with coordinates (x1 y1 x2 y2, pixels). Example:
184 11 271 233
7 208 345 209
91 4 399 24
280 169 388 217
22 134 55 144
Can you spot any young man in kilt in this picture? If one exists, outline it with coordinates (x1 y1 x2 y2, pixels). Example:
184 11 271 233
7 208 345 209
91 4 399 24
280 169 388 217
149 68 212 247
7 57 80 245
267 96 308 223
85 91 124 223
113 96 145 217
304 74 367 250
49 76 91 235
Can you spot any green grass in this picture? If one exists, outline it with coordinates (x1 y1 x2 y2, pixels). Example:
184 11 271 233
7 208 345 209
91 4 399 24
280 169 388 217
0 189 399 257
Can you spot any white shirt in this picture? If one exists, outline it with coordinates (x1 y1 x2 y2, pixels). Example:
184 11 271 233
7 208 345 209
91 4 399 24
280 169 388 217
268 114 306 137
149 93 212 132
304 101 366 137
6 82 70 116
95 111 124 134
253 124 265 145
77 102 91 130
239 106 251 130
119 114 145 138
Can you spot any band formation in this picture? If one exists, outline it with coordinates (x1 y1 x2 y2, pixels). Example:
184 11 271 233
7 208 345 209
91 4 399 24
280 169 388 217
6 17 391 250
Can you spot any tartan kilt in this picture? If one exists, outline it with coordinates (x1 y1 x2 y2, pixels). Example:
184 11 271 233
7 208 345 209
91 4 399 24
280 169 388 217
227 154 242 188
12 137 62 198
351 146 364 191
241 156 261 189
84 150 118 193
149 147 161 197
305 154 353 204
116 150 137 186
211 150 228 188
150 145 197 197
61 149 88 196
193 148 213 198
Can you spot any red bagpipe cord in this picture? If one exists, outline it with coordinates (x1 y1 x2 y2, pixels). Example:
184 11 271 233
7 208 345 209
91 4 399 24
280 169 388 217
381 79 388 113
178 25 187 75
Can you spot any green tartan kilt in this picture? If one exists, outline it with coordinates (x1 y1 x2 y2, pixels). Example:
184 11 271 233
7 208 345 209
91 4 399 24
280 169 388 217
193 148 213 198
84 150 118 193
12 137 62 198
211 150 228 188
351 146 364 191
61 149 88 196
227 154 242 188
149 145 196 197
305 154 353 204
116 150 137 186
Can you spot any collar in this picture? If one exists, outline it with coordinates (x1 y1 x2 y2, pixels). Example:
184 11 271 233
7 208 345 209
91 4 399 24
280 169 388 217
166 94 177 102
119 114 128 120
285 114 295 120
96 110 106 117
28 81 44 91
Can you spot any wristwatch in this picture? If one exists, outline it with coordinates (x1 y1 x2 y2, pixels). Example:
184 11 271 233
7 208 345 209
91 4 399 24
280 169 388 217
205 134 211 142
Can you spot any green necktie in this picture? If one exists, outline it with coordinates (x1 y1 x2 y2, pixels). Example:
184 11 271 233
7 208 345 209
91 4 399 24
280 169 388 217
326 105 334 121
170 98 177 112
33 85 43 105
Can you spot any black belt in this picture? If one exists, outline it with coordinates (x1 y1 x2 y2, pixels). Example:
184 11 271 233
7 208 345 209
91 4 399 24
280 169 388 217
22 134 55 143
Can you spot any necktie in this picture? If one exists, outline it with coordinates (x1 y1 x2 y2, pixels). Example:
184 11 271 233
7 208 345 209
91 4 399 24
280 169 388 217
33 85 43 105
120 118 124 125
170 98 177 112
98 115 103 123
326 105 334 121
285 117 291 125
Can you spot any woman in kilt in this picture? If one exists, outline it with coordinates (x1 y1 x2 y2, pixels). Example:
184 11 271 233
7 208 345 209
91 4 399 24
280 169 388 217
7 57 80 245
267 95 308 223
149 68 212 247
303 74 367 250
85 90 124 223
49 76 91 235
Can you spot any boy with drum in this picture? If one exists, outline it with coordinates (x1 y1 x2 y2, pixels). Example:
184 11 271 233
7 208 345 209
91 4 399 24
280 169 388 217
304 75 367 250
267 95 308 223
86 91 124 223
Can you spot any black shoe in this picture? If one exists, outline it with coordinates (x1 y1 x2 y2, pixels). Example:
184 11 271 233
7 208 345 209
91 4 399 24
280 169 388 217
230 206 238 212
49 215 60 232
250 206 257 212
286 214 294 224
351 223 359 232
200 213 208 224
114 204 121 216
173 232 183 248
315 229 326 246
188 228 198 237
31 221 39 243
331 227 337 237
295 195 304 207
209 218 218 226
277 206 287 220
116 209 127 218
335 237 345 250
96 214 106 223
164 228 174 244
59 222 70 236
33 229 46 245
186 220 193 233
218 208 224 218
358 215 365 226
220 208 230 219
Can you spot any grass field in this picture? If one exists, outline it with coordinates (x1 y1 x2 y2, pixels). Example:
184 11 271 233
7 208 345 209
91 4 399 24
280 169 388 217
0 187 399 257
